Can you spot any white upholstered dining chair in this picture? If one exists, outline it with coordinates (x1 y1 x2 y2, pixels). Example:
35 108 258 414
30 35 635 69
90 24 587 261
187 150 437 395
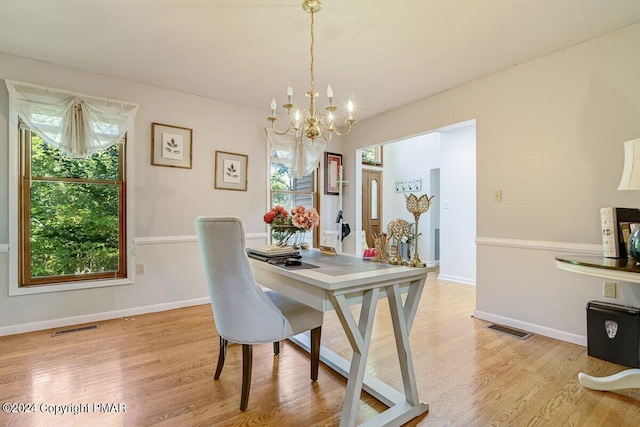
195 216 323 411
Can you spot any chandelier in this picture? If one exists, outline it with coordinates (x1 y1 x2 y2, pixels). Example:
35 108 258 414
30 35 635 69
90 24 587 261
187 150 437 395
268 0 356 143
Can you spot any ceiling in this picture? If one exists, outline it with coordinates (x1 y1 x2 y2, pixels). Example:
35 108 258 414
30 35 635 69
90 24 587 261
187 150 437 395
1 0 640 121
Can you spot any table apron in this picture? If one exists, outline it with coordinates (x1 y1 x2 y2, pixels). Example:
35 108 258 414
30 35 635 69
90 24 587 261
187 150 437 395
256 268 425 312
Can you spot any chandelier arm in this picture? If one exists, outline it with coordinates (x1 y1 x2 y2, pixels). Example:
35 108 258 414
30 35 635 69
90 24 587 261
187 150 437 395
270 121 294 136
332 122 354 136
319 130 333 143
313 109 352 137
314 109 328 127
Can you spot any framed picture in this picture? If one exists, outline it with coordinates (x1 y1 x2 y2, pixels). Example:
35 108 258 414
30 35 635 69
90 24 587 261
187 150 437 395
325 152 342 195
362 146 383 166
151 122 193 169
215 151 248 191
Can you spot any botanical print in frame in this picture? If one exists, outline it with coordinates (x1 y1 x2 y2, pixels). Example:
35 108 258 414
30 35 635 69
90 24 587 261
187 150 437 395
325 152 342 195
151 122 193 169
215 151 248 191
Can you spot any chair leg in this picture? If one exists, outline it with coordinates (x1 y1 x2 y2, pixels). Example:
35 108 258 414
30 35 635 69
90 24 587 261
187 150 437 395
273 341 280 355
214 337 228 380
310 326 322 382
240 344 253 411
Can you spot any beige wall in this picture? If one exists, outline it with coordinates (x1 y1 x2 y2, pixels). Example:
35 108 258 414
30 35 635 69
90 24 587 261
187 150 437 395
342 23 640 344
0 53 342 333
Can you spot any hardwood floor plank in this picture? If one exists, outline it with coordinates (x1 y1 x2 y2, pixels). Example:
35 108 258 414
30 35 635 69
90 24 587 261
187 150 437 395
1 273 640 426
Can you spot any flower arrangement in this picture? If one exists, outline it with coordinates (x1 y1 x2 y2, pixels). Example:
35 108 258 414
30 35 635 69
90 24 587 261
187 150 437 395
264 205 319 246
290 205 320 231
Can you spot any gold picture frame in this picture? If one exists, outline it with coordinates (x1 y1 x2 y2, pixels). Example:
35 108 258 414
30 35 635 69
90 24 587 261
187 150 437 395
151 122 193 169
214 150 248 191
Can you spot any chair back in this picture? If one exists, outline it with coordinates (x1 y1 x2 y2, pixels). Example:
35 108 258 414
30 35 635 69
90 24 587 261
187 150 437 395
195 216 288 344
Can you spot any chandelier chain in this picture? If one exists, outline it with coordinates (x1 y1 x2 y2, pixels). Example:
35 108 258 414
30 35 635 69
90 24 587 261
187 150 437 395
310 10 315 92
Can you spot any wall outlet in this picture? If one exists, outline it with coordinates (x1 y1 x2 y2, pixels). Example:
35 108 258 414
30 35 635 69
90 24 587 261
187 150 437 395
603 281 617 298
136 264 145 275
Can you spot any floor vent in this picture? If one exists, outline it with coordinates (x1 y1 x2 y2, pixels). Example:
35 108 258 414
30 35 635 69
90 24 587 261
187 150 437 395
485 323 532 340
52 325 99 337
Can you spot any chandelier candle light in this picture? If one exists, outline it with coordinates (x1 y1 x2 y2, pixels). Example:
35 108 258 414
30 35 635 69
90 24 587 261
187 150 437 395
268 0 356 143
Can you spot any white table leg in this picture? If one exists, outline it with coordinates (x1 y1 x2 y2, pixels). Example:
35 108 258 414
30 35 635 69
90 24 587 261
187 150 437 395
386 282 420 405
289 279 429 427
330 288 380 427
578 369 640 391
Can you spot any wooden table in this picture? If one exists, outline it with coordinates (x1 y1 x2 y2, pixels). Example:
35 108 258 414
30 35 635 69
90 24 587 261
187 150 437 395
250 250 437 427
555 255 640 391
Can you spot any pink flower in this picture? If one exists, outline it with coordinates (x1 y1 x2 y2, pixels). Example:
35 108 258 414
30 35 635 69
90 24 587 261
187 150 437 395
290 206 319 231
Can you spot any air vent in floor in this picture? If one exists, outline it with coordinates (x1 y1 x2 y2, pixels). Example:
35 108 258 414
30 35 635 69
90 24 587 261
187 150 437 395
52 325 99 337
485 323 532 340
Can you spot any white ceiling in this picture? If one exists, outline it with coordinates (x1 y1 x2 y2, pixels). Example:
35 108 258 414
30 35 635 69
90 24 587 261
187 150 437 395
1 0 640 120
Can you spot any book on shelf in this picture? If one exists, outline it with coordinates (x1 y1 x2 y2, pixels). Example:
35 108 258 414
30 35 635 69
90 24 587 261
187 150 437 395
600 207 640 258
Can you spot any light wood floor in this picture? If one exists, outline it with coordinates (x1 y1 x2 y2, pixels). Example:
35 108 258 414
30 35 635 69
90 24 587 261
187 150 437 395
2 273 640 427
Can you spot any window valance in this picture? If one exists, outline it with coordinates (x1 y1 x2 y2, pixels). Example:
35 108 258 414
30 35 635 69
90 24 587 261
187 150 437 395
5 80 139 158
266 129 327 178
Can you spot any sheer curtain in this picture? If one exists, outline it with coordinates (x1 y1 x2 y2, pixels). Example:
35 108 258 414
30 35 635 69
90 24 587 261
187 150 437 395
266 129 327 179
5 80 139 158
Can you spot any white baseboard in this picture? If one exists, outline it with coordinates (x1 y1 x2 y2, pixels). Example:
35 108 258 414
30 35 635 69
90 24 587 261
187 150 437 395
473 310 586 347
438 274 476 286
0 297 211 337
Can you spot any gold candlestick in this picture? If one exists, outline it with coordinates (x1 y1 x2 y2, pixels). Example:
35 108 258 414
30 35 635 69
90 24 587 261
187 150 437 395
405 193 434 268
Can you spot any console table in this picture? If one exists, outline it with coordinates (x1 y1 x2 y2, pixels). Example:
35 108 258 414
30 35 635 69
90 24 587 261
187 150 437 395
555 255 640 391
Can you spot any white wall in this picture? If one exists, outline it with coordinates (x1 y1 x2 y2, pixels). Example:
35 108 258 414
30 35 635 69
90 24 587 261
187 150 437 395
382 133 441 263
379 125 476 285
342 23 640 345
0 53 342 334
439 124 476 285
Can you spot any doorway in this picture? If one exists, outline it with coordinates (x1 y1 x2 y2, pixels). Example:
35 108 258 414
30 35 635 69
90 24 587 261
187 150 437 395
353 119 476 285
362 169 382 248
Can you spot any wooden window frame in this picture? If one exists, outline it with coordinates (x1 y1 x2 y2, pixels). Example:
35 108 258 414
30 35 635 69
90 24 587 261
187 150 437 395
18 125 127 287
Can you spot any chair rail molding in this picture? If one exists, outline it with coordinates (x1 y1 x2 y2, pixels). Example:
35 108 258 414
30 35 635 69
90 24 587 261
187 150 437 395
0 243 8 253
476 237 601 255
134 233 267 246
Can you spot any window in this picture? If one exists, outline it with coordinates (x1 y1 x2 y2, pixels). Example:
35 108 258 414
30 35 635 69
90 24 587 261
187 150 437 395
270 154 319 247
18 123 127 286
362 145 383 166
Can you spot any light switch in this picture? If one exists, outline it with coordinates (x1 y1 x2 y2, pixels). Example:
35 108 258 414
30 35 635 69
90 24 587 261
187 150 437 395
493 190 502 202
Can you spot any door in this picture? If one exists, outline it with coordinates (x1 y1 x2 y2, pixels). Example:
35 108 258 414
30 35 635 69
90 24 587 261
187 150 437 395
362 170 382 248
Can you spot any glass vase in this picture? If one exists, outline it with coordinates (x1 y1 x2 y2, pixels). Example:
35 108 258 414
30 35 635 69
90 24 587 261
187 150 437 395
271 226 296 247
